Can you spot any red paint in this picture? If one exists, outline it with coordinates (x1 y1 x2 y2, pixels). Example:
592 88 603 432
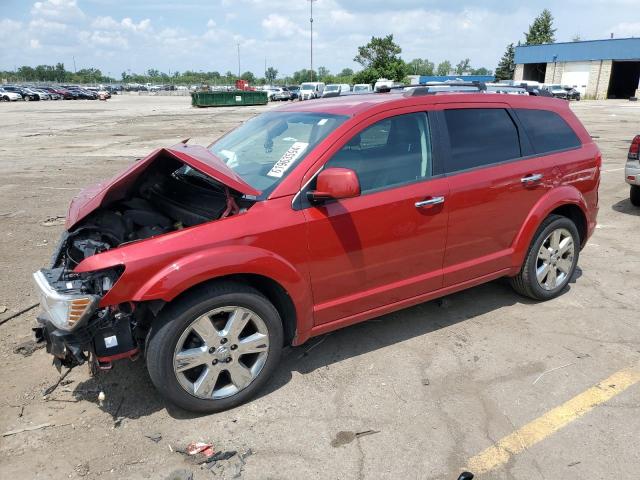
312 167 361 200
69 93 600 346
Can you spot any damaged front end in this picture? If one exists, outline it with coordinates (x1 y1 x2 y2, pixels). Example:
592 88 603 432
33 144 260 372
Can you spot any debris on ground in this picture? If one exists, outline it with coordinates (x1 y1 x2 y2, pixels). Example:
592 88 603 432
330 429 380 447
145 432 162 443
422 378 430 386
0 305 6 314
206 450 237 463
2 422 52 437
13 339 45 357
0 303 39 327
98 391 106 405
42 368 73 396
41 215 66 227
532 362 576 385
297 334 329 359
186 441 215 457
74 463 90 477
166 469 194 480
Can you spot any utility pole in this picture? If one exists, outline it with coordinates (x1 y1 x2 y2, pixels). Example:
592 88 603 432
72 56 77 73
308 0 317 82
237 42 241 78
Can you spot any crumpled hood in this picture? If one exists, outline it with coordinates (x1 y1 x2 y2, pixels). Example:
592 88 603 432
65 144 261 230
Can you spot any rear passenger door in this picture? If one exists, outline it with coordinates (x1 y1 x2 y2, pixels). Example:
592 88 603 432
438 104 552 287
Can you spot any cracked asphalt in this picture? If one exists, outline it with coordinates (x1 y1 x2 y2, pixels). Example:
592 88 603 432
0 96 638 479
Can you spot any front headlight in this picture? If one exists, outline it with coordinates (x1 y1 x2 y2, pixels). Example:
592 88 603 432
33 270 99 331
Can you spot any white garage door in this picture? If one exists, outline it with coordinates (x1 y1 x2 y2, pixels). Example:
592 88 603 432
562 62 590 96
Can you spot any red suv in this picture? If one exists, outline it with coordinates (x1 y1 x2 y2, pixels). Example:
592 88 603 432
33 87 600 412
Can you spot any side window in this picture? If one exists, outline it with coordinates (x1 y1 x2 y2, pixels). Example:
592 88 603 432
443 108 521 173
515 109 581 154
326 113 431 193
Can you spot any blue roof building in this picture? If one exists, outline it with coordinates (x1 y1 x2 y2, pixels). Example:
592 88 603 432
513 38 640 99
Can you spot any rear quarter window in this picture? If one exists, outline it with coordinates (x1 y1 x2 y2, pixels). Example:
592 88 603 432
515 109 581 154
443 108 521 173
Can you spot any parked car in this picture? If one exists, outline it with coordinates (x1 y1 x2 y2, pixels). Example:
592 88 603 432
563 86 581 101
33 90 600 413
287 85 300 100
25 88 50 100
353 84 373 93
322 84 351 98
544 84 569 99
269 87 291 101
42 87 73 100
37 88 60 100
299 81 325 100
626 135 640 206
3 86 39 101
0 87 22 101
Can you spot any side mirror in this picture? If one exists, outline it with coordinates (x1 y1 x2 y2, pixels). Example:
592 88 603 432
308 167 360 202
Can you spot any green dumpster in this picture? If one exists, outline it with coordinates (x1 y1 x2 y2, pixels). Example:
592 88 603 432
191 90 268 107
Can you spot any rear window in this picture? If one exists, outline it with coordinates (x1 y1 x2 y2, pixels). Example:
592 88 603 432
443 108 521 173
515 109 581 154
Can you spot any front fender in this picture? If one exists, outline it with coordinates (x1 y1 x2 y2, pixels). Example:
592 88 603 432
510 186 589 270
131 245 306 304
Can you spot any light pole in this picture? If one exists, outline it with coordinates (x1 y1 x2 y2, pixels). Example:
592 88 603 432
308 0 317 82
237 42 241 79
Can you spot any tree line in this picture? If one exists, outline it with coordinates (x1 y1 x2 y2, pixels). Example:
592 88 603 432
495 9 557 80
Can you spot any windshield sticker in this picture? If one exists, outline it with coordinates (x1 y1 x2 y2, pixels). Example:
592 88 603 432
267 142 308 178
317 119 328 126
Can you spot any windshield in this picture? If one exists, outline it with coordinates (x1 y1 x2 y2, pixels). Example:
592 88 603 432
325 85 339 91
300 84 314 90
354 85 368 91
209 111 348 194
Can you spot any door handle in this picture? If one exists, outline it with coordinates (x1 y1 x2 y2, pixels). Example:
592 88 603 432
415 196 445 208
521 173 543 184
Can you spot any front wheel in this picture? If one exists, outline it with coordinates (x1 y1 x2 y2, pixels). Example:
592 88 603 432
510 215 580 301
146 282 284 413
631 185 640 207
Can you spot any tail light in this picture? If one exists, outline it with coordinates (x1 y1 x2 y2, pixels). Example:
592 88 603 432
629 135 640 161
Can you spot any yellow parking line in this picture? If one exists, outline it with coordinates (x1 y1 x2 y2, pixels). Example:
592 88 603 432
467 366 640 475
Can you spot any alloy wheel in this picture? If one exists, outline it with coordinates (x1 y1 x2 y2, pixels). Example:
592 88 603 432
173 306 270 400
536 227 575 291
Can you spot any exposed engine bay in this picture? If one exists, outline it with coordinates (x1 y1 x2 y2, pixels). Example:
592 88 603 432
53 154 247 269
34 150 254 371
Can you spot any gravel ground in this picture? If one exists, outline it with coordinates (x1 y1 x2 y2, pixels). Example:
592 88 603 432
0 96 638 480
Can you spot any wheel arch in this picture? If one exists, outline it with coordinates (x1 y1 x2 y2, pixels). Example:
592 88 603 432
511 186 589 270
165 273 299 347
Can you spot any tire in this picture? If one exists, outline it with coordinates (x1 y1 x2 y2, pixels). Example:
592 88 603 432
146 281 284 413
631 185 640 207
510 214 580 301
24 96 30 102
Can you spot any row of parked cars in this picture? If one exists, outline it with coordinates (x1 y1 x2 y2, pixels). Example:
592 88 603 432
263 82 375 102
0 85 115 101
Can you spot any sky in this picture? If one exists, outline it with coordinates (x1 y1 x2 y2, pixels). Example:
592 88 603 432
0 0 638 78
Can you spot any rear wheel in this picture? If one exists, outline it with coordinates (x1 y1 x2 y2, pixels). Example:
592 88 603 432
510 215 580 300
146 282 284 413
630 185 640 207
24 95 30 101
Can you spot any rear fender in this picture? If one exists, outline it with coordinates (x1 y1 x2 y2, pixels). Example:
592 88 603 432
510 186 589 271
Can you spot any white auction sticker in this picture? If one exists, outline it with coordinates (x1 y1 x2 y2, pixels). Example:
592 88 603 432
267 142 308 178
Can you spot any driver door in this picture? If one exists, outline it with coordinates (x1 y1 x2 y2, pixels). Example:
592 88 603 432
303 111 449 325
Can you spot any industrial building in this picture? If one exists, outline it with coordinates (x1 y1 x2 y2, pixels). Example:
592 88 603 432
514 37 640 99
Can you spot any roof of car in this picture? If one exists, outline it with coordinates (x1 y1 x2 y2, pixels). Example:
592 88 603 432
276 90 567 116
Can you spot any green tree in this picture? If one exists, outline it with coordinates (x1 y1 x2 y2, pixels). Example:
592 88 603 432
241 71 256 83
525 9 556 45
495 43 516 80
408 58 435 76
435 60 451 76
292 69 316 84
454 58 471 75
470 67 492 76
317 66 330 81
338 68 354 77
265 67 278 84
353 34 407 83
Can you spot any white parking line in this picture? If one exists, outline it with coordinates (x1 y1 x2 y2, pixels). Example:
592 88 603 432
602 167 625 173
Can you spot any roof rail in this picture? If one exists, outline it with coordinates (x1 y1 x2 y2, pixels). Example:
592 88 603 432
402 81 488 97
